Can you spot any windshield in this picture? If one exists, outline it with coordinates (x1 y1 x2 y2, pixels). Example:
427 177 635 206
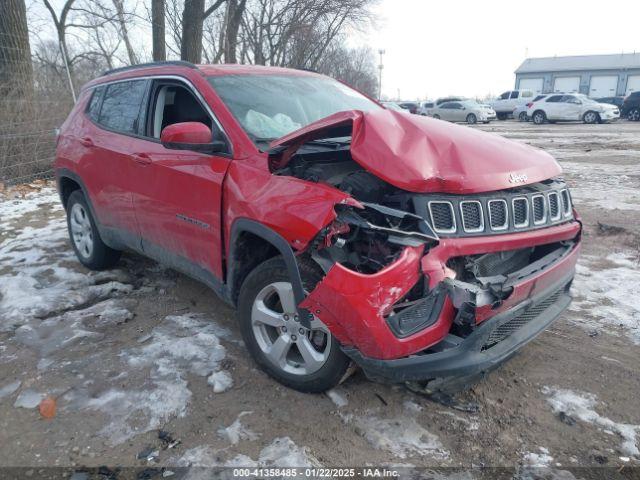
208 74 381 144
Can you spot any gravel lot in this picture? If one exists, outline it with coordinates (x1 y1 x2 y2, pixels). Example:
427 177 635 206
0 120 639 476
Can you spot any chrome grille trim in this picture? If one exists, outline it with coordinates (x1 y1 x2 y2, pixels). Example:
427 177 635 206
488 199 509 231
532 194 547 225
428 201 456 234
548 192 561 221
560 189 572 216
512 197 529 228
459 200 484 233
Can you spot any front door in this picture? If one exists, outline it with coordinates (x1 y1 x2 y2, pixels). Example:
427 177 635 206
131 79 232 280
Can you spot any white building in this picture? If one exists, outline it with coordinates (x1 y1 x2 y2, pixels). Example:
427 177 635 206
515 53 640 98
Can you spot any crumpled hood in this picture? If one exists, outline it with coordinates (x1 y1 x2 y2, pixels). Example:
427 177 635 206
269 109 562 194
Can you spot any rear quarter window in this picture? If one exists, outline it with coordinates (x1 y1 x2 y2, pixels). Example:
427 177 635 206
98 80 148 134
86 86 105 121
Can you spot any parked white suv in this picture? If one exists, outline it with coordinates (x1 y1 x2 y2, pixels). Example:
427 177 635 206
491 89 535 119
529 93 620 124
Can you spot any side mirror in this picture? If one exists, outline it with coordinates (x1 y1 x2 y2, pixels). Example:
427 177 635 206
161 122 226 154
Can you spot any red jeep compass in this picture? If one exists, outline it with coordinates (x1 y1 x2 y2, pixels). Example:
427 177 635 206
55 61 581 393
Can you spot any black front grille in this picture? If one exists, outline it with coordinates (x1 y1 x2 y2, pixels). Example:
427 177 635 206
533 196 545 223
549 193 559 219
461 202 482 231
489 200 507 229
429 202 455 231
483 289 563 349
513 198 528 226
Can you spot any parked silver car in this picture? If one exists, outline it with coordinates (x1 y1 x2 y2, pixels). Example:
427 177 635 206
429 100 496 124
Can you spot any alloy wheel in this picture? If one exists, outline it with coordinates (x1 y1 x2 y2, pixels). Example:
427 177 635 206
584 112 598 124
251 282 331 375
629 108 640 121
70 203 94 259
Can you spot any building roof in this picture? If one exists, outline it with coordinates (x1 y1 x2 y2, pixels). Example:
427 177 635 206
515 53 640 74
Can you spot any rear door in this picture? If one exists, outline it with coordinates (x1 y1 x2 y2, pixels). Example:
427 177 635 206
79 79 149 246
130 78 232 280
541 95 565 119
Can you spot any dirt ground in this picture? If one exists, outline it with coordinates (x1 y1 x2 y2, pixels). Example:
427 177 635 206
0 119 639 477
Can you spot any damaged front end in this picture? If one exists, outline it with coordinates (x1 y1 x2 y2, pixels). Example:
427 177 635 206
266 108 582 388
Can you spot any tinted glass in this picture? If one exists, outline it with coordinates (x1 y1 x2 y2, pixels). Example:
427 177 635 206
499 92 510 100
533 95 546 101
98 80 147 134
510 91 519 99
208 74 380 142
439 102 454 109
87 86 105 121
546 95 563 103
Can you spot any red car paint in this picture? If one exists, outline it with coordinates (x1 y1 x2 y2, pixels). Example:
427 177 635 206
270 109 562 194
55 63 581 372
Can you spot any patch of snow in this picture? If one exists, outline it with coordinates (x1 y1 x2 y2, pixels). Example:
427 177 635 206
218 411 258 445
207 371 233 393
0 380 21 399
437 410 480 431
402 400 423 413
14 389 45 409
570 253 640 344
63 313 231 445
344 414 448 459
542 386 640 456
326 388 348 408
176 437 320 468
523 447 554 467
0 187 60 230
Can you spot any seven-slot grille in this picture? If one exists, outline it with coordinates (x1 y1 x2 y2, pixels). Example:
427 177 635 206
428 201 456 232
421 184 572 236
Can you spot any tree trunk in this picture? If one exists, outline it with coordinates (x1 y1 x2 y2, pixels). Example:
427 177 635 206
151 0 166 61
0 0 34 99
112 0 138 65
181 0 205 63
223 0 246 64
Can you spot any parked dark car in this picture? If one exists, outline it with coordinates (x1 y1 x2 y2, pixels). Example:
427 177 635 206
621 92 640 121
595 96 624 109
397 102 419 114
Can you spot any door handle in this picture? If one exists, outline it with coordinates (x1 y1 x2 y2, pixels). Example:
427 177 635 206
79 137 94 147
133 153 152 166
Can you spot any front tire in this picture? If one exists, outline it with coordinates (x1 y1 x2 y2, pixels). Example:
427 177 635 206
627 108 640 121
466 113 477 124
583 111 599 124
532 110 546 125
237 257 350 393
432 114 441 119
66 190 121 270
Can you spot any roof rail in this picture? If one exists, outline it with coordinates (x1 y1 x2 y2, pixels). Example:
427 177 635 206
102 61 197 77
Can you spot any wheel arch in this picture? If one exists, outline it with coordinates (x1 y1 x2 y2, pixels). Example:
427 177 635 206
227 219 308 321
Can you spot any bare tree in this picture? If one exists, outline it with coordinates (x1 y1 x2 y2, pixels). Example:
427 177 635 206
0 0 34 99
181 0 226 63
222 0 247 63
152 0 166 61
111 0 137 64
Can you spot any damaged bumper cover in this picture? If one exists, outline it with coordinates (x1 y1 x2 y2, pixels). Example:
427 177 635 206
343 274 573 383
302 218 581 370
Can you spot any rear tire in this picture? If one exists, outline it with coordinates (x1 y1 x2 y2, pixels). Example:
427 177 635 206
432 114 441 119
66 190 121 270
627 108 640 121
496 112 507 120
518 111 528 122
532 110 546 125
583 111 599 124
237 257 350 393
466 113 477 124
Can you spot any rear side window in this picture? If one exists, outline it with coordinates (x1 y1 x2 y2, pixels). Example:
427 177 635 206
98 80 147 134
510 91 519 99
499 91 510 100
86 86 105 121
533 95 545 101
546 95 563 103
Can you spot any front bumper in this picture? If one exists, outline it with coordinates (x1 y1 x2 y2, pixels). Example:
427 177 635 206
302 220 581 361
343 274 572 383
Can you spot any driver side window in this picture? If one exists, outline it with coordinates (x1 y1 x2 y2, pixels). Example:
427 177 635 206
148 82 214 139
499 91 510 100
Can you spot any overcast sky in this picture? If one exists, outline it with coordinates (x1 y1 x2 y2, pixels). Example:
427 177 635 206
361 0 640 100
